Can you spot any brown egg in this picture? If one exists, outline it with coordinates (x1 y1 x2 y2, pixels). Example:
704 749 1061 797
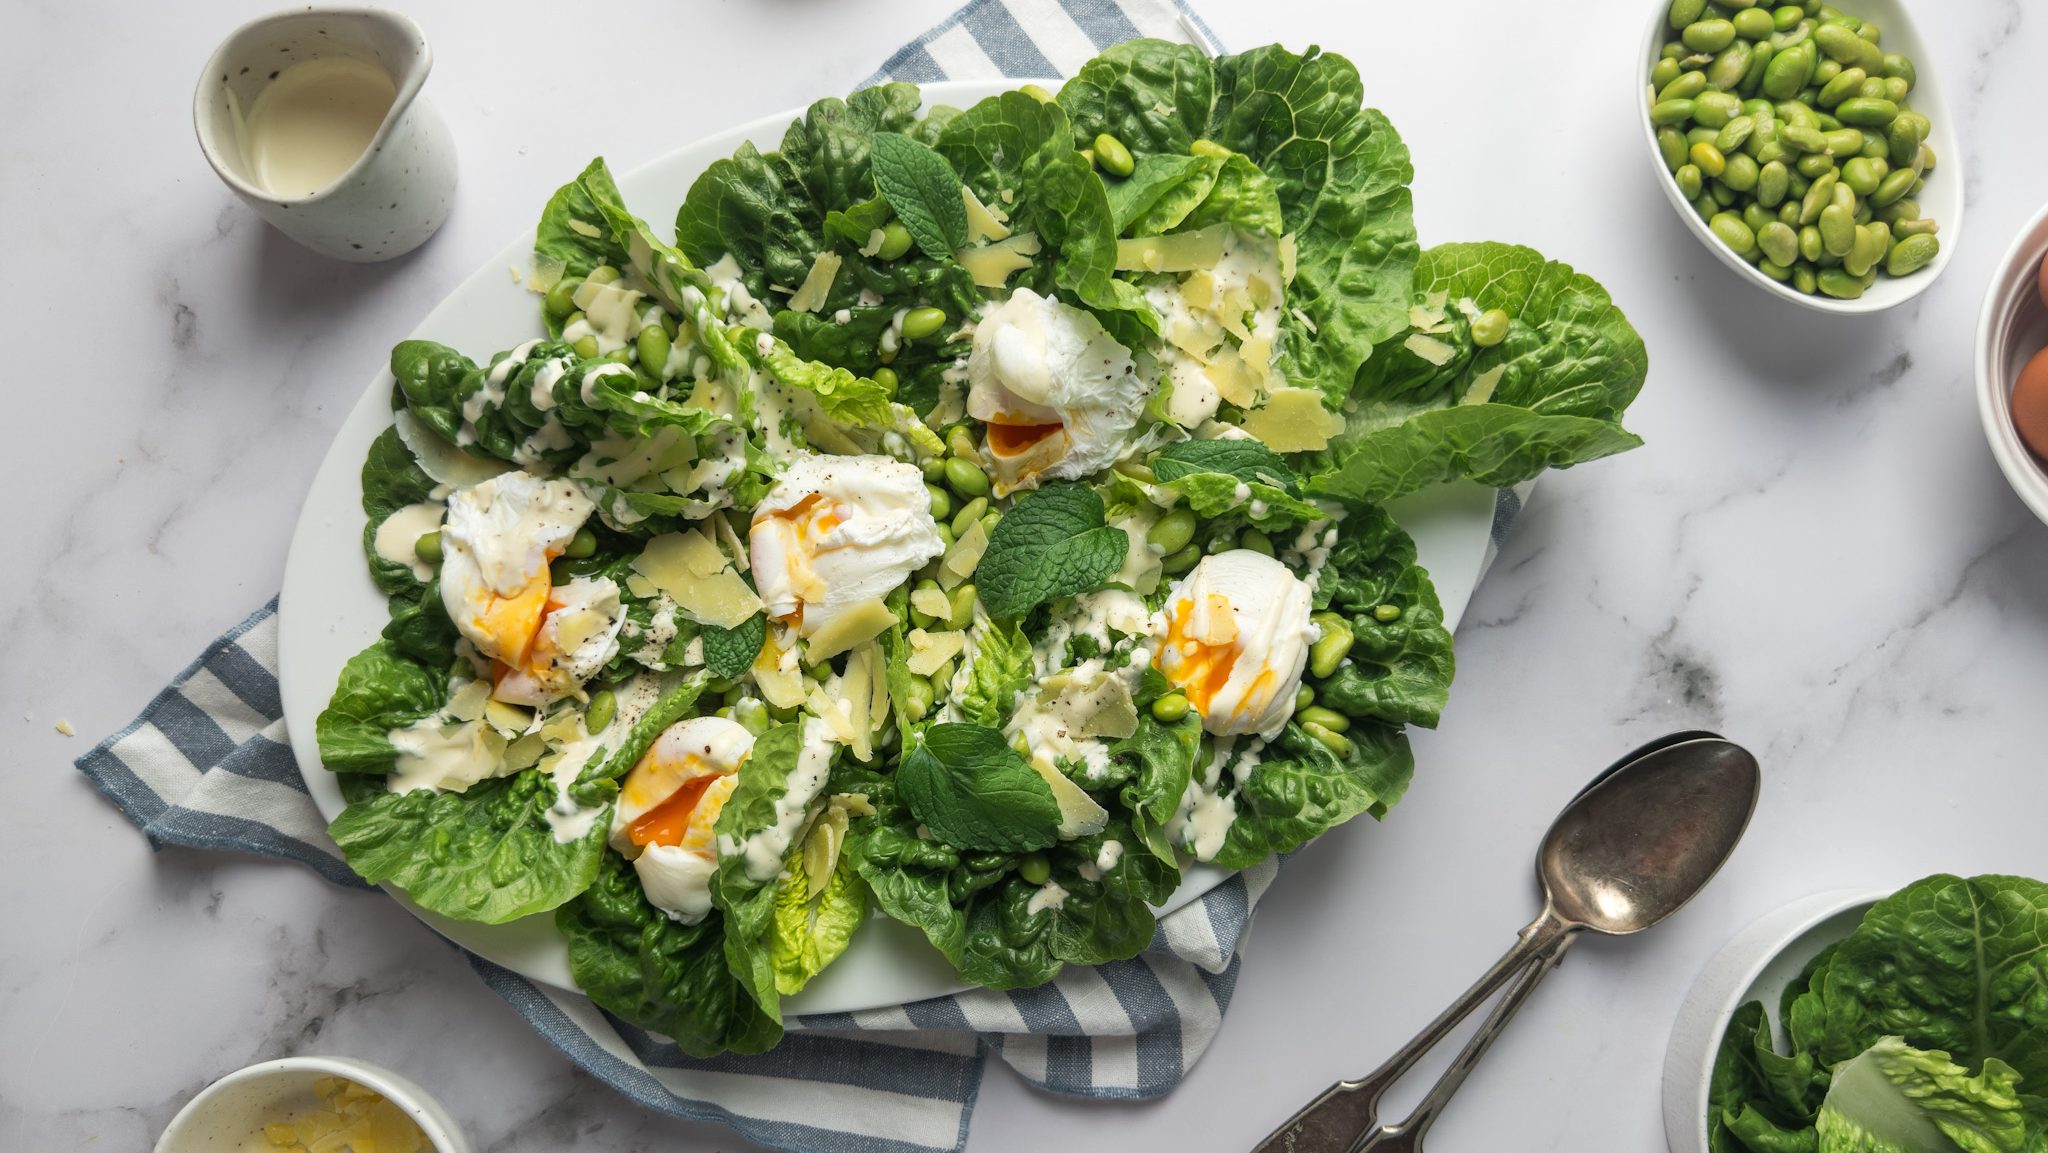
2014 347 2048 460
2039 253 2048 310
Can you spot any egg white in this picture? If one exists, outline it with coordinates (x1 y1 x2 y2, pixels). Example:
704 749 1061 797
749 453 945 636
610 715 755 923
1153 549 1317 738
966 287 1145 495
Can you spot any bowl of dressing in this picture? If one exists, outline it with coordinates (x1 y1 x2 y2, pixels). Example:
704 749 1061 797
192 8 455 261
1977 200 2048 527
155 1056 468 1153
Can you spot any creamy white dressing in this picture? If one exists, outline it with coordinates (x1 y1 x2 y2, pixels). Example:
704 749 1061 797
488 338 545 387
705 254 774 329
564 281 647 354
240 56 395 198
1096 839 1124 873
387 717 505 794
719 717 834 883
579 361 635 406
1166 738 1240 862
510 417 575 468
530 357 568 412
371 501 443 581
1026 881 1069 915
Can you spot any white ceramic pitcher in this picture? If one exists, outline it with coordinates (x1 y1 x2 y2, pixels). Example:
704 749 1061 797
193 7 456 262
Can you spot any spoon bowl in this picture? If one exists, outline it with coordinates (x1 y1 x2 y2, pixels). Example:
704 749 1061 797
1541 733 1761 936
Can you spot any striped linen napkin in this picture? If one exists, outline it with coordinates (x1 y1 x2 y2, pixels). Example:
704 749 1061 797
77 2 1530 1149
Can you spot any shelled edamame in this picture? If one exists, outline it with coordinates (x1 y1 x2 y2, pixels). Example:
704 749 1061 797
1650 2 1941 298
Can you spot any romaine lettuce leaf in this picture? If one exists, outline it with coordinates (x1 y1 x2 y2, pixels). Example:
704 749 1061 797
358 426 438 595
1311 503 1455 729
1211 717 1414 870
769 839 869 997
1815 1038 2029 1153
710 723 828 1025
557 851 782 1058
329 767 606 924
315 639 448 775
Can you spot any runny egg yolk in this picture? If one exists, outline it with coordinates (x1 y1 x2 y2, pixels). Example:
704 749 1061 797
985 420 1067 459
756 492 851 625
464 567 555 668
613 717 753 858
1152 550 1316 738
1159 592 1276 726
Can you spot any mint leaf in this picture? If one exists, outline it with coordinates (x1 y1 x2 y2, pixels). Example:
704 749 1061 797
976 483 1127 621
1152 439 1299 492
702 613 766 681
867 132 968 261
898 724 1060 852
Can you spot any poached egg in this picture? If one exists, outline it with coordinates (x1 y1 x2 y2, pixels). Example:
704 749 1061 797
439 472 623 705
609 715 754 922
966 287 1145 495
1153 550 1316 739
749 453 945 637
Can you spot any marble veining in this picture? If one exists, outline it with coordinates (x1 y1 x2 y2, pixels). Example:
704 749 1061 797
6 2 2047 1151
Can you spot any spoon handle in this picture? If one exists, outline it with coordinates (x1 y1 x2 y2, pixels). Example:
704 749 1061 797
1353 932 1577 1152
1248 912 1571 1153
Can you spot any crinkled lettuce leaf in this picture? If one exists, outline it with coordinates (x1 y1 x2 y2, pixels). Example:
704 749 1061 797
1312 503 1455 729
557 851 782 1057
1307 241 1647 503
770 842 869 997
1815 1038 2030 1153
329 767 605 924
315 639 448 775
710 723 825 1025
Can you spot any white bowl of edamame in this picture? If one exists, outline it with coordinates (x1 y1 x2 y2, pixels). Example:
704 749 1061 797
1974 200 2048 527
1638 0 1961 314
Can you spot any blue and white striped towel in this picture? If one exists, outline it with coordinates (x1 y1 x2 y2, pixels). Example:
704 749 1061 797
76 2 1531 1149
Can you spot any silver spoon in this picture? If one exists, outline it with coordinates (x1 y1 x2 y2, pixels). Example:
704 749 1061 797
1252 731 1760 1153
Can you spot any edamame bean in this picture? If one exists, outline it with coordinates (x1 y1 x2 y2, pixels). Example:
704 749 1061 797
1831 179 1856 215
1651 57 1682 90
934 522 954 551
1843 221 1888 277
572 335 600 360
1799 169 1838 223
1772 5 1805 32
1471 308 1511 347
1756 160 1791 206
1760 258 1795 282
1308 613 1353 679
586 265 621 286
1301 721 1353 757
544 277 582 319
1799 224 1824 262
1018 853 1052 886
1885 233 1939 276
1757 221 1799 266
1819 203 1856 256
1823 128 1864 156
950 496 988 538
1693 193 1719 221
1816 66 1865 107
872 365 899 393
1741 202 1774 235
1693 91 1742 128
1817 267 1866 298
927 484 952 521
1669 0 1707 29
636 325 670 375
943 456 989 498
566 528 597 560
1716 116 1756 153
1732 8 1774 40
1688 125 1720 147
1814 22 1863 62
1711 212 1759 258
1690 141 1728 178
1093 133 1135 177
1297 706 1352 734
1780 123 1828 153
1853 76 1887 101
1658 127 1690 171
1723 153 1761 192
1707 42 1753 90
921 457 947 485
1795 151 1836 178
900 678 934 722
901 307 949 341
1856 20 1881 44
1295 685 1315 711
1886 112 1928 166
1835 97 1897 127
1882 76 1908 103
414 530 443 564
1711 182 1737 207
1793 264 1819 294
1151 693 1190 723
1860 131 1890 159
1373 603 1403 623
947 584 978 631
1871 166 1916 207
1740 42 1775 93
1778 200 1802 226
1815 58 1843 88
1148 507 1197 556
1763 44 1812 99
1893 217 1938 238
1651 99 1697 127
1160 544 1201 575
1239 529 1275 556
1881 53 1915 89
1684 18 1738 52
877 221 914 261
1840 155 1887 196
584 689 617 734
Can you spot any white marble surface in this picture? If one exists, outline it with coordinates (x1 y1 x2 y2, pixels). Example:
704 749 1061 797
5 0 2046 1149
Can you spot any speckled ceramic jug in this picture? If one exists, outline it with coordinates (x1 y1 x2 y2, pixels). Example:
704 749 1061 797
192 7 455 262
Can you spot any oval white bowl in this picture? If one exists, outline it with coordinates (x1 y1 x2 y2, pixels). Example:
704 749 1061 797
1660 888 1888 1153
1975 199 2048 526
1636 0 1961 314
156 1056 469 1153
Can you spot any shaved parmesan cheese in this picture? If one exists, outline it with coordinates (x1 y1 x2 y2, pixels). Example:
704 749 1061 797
961 185 1012 243
1238 388 1346 452
958 232 1042 289
1278 233 1297 283
1461 365 1506 407
909 587 952 620
394 410 510 488
484 699 532 735
625 573 659 600
1115 224 1230 273
568 219 602 238
785 251 842 313
938 519 989 590
753 632 806 709
906 628 966 676
860 229 886 258
803 598 898 664
631 530 762 628
1404 333 1457 366
1031 758 1109 839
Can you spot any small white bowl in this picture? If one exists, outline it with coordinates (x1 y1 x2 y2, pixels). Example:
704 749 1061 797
1660 888 1889 1153
156 1056 469 1153
1637 0 1962 313
1975 200 2048 526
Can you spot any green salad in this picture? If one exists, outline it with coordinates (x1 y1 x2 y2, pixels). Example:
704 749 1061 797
316 40 1647 1056
1710 874 2048 1153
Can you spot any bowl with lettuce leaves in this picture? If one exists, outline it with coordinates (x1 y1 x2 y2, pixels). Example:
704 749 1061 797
1664 874 2048 1153
279 40 1650 1057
